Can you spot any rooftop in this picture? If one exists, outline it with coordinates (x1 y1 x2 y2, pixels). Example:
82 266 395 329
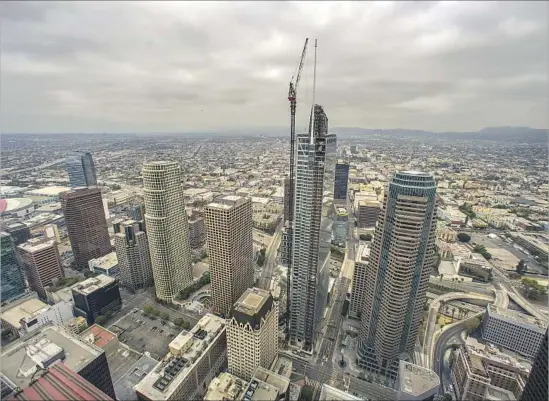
245 367 290 401
89 252 118 270
464 337 532 374
0 198 33 213
488 304 547 332
25 186 71 197
207 194 248 210
71 274 116 295
17 238 55 253
230 287 274 329
113 354 158 401
356 244 371 262
397 360 440 398
319 384 362 401
134 314 225 400
0 324 103 389
1 297 49 328
80 324 117 349
204 372 246 401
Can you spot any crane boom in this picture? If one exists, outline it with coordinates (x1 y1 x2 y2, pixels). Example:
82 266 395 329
285 38 308 339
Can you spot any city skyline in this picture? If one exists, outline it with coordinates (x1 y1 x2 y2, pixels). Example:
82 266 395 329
1 2 547 134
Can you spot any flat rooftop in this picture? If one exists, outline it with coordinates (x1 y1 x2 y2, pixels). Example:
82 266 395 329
25 186 71 196
134 314 225 400
89 251 118 269
465 337 532 374
356 244 371 262
17 238 55 253
248 367 290 399
207 194 248 210
113 354 158 401
71 274 116 295
80 324 117 349
0 324 103 389
397 361 440 398
204 372 246 401
230 287 274 329
1 297 50 327
488 304 547 332
320 384 362 401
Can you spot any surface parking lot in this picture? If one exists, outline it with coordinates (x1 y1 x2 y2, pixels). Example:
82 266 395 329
110 309 184 360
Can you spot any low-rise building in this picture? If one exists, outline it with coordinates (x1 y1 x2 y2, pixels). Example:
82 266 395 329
457 257 492 282
451 337 531 401
482 304 547 358
395 360 440 401
242 366 291 401
135 314 227 401
204 372 246 401
88 251 120 278
319 384 361 401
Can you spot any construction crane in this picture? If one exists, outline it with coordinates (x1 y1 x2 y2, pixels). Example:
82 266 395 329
285 38 309 335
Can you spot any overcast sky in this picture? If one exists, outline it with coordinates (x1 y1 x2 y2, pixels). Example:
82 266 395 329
1 1 547 134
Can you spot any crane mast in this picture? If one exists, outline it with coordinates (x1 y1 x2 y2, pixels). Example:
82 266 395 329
286 38 308 336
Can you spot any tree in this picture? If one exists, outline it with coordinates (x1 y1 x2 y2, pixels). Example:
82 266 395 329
95 315 107 325
160 312 170 321
182 321 191 330
360 233 372 241
516 259 527 275
143 305 154 315
522 278 547 300
300 385 314 401
463 317 481 332
173 317 184 327
151 308 160 317
451 343 459 351
457 233 471 242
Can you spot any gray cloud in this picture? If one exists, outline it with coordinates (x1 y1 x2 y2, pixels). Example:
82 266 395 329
1 0 547 133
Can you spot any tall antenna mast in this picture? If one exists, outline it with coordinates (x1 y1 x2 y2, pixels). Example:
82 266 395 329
312 38 317 108
309 39 318 143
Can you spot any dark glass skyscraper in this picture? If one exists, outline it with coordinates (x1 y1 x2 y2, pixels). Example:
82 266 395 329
357 171 437 382
289 104 337 351
66 151 97 188
0 232 27 303
334 162 350 201
521 329 548 401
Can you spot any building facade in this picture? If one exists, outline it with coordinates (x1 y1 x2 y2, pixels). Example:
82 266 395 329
0 232 28 303
205 195 254 316
65 151 97 188
88 251 120 278
113 219 154 290
60 187 112 269
334 162 350 202
17 239 64 300
357 200 381 229
226 288 278 381
521 329 548 401
188 216 206 248
357 171 437 381
289 104 337 351
332 205 348 246
349 244 370 319
481 304 547 358
142 161 193 301
71 275 122 325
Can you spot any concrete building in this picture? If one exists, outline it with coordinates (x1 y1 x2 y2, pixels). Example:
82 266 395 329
0 293 73 337
0 232 28 303
349 244 370 319
188 215 206 248
357 171 438 381
17 238 64 300
283 177 291 224
71 274 122 325
457 257 492 282
80 324 120 358
395 360 440 401
204 372 247 401
60 187 112 269
521 329 548 401
113 219 153 290
332 205 348 246
227 288 278 381
319 384 362 401
88 251 120 278
205 195 254 316
451 337 531 401
142 161 193 301
1 222 31 245
7 361 114 401
135 314 227 401
334 161 350 202
0 323 115 399
65 151 97 188
481 304 547 358
289 104 337 351
357 199 381 229
241 366 291 401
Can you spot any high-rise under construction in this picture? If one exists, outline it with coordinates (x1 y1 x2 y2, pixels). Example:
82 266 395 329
357 171 438 382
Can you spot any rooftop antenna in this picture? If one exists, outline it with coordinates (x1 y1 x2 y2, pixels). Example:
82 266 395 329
309 39 318 144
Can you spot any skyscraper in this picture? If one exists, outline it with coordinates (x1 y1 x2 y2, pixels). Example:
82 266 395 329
283 177 291 224
289 104 337 351
334 162 350 202
113 219 154 290
521 329 548 401
357 171 437 381
205 195 254 316
60 187 112 269
65 151 97 188
17 238 65 300
142 161 193 301
0 232 28 303
226 287 278 381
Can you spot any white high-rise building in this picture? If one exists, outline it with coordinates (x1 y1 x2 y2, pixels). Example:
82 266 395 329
205 195 254 316
142 161 193 301
226 287 278 381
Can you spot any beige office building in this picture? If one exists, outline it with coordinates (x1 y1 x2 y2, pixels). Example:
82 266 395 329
205 195 254 316
349 244 370 319
142 161 193 301
226 287 278 381
17 239 64 299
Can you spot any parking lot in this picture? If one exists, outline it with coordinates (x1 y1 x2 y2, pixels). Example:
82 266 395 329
110 309 185 360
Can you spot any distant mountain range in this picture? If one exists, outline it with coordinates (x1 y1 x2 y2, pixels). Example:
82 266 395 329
330 126 548 143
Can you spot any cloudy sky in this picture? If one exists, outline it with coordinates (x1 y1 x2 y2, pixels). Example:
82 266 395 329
1 1 547 134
